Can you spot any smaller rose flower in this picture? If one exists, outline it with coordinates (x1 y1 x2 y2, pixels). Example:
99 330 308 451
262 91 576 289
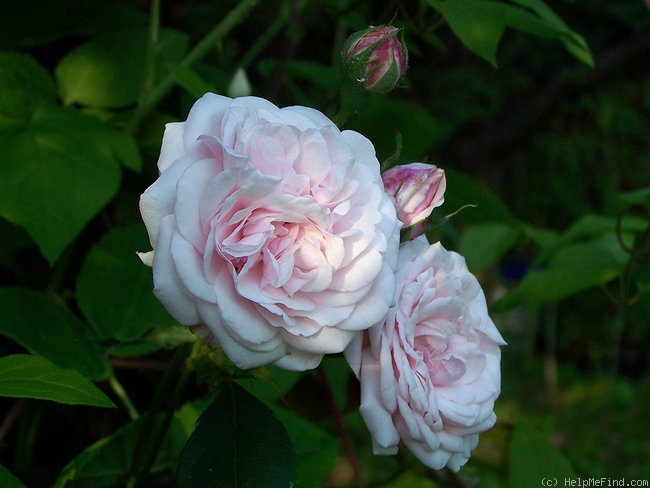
345 237 506 471
382 163 446 233
342 25 408 94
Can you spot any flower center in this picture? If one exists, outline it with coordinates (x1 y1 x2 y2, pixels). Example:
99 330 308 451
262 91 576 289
415 333 466 385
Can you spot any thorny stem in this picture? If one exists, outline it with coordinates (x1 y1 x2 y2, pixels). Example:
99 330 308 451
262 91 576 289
317 365 366 488
125 0 258 135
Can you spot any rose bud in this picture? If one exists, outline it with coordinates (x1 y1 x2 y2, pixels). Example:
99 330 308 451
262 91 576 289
382 163 446 232
342 25 408 94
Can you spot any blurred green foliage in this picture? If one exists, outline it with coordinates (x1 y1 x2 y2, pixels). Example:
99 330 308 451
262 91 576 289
0 0 649 487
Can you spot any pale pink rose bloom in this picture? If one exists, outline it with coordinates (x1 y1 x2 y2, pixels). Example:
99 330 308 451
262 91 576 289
139 94 400 371
382 163 446 230
345 237 505 471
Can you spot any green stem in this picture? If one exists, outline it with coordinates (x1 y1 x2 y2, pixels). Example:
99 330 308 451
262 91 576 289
129 344 193 484
606 211 650 378
108 374 139 420
124 0 259 135
238 5 288 70
334 82 362 127
138 0 161 108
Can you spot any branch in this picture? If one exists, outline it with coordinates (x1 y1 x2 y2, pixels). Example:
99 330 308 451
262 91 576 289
459 30 650 166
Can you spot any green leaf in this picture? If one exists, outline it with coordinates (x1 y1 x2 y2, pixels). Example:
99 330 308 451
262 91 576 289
382 471 439 488
0 0 148 50
508 0 593 66
237 365 301 405
166 63 217 99
0 354 114 407
493 237 629 311
55 415 188 487
0 287 110 380
0 1 78 49
0 51 56 122
0 465 26 488
345 96 453 163
508 422 577 488
175 382 296 488
56 27 189 108
533 213 645 265
444 168 518 225
0 104 122 264
91 127 143 173
426 0 593 67
459 222 522 272
238 365 341 487
427 0 506 66
618 187 650 210
273 409 338 488
76 225 174 341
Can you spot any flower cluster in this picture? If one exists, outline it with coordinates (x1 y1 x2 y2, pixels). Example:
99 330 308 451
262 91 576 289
139 93 504 471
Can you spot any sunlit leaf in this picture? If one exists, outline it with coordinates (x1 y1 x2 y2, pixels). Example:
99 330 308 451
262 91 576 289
175 382 296 488
0 287 110 380
56 26 189 108
0 354 114 407
76 224 174 341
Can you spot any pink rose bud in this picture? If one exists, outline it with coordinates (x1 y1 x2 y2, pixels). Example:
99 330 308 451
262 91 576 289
382 163 446 231
342 25 408 94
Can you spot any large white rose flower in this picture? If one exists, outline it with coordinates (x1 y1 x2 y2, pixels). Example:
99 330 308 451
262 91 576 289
139 94 400 371
345 237 505 471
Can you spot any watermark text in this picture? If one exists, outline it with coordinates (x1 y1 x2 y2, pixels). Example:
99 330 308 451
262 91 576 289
541 478 649 487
